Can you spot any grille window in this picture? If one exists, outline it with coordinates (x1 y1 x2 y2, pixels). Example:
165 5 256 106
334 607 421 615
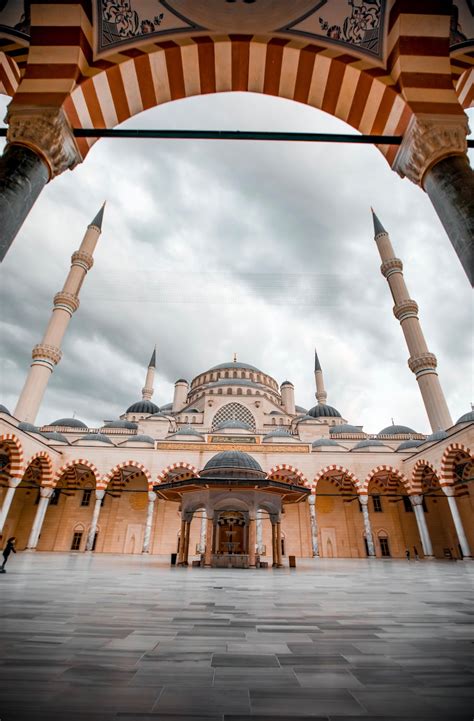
211 403 256 432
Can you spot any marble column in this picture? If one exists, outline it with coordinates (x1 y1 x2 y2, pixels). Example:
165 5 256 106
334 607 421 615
142 492 157 553
177 518 186 564
359 495 376 557
204 513 213 566
248 517 257 567
199 510 207 554
0 478 22 534
308 494 319 557
183 519 191 565
256 510 264 554
410 495 434 558
442 487 472 559
26 486 53 549
276 522 283 567
85 489 105 551
271 520 277 567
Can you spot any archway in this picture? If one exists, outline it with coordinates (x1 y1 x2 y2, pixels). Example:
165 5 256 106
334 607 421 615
412 461 459 559
266 465 309 557
2 454 50 549
313 466 365 558
100 464 151 554
441 444 474 555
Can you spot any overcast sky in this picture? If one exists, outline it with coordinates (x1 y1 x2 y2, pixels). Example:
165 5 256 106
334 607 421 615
0 92 472 434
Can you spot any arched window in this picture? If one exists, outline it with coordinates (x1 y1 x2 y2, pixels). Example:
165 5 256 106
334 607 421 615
247 389 252 395
218 389 222 395
227 388 232 395
233 371 237 378
211 403 256 432
237 388 242 395
225 371 229 378
377 530 391 557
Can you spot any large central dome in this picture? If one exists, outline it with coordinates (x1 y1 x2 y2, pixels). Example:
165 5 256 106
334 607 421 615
208 361 262 372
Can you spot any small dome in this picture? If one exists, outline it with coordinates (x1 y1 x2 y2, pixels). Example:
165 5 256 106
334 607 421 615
214 419 251 431
182 407 200 414
79 433 113 444
50 417 88 429
201 450 265 479
0 404 11 415
175 379 188 384
169 426 205 438
160 403 173 411
308 404 341 418
262 428 294 442
102 420 138 430
150 412 171 419
295 406 307 414
41 431 69 444
378 424 417 436
269 410 285 415
330 424 364 435
397 440 423 451
312 438 343 448
126 400 160 414
18 422 39 433
426 429 448 442
353 439 386 449
126 434 155 444
456 410 474 424
296 414 316 423
281 380 293 387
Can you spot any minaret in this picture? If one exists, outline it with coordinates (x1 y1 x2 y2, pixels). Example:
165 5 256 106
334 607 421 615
314 349 327 404
14 204 105 423
142 348 156 400
371 209 452 431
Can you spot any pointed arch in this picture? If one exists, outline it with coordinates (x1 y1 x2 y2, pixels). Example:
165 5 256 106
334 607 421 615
268 464 308 487
53 459 101 487
157 462 200 483
411 459 440 494
0 433 24 479
313 465 360 493
105 460 152 489
362 465 411 495
441 443 473 486
24 451 54 487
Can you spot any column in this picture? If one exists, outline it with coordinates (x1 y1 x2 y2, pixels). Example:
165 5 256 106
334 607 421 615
270 517 277 567
0 106 83 261
359 495 376 557
183 519 191 565
256 510 264 554
177 518 186 564
393 114 473 284
204 513 213 567
248 517 256 567
85 489 105 551
142 491 157 553
199 510 207 554
308 494 319 557
442 487 472 559
276 522 283 567
0 478 22 534
26 486 53 549
410 495 434 558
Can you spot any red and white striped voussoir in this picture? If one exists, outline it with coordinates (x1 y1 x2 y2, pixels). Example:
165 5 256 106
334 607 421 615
105 460 152 484
313 464 359 486
24 450 54 485
0 433 24 478
53 458 102 486
411 459 439 491
0 52 20 96
361 465 410 494
157 462 200 482
440 443 473 484
268 464 308 484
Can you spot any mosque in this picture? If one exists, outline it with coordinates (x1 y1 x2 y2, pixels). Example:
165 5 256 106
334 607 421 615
0 208 472 567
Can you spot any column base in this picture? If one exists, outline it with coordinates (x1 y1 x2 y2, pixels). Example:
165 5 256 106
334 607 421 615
423 555 435 560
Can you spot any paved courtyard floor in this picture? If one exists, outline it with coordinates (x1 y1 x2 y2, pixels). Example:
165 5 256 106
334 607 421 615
0 554 473 721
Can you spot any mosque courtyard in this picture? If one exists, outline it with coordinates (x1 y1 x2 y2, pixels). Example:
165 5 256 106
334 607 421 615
0 555 473 720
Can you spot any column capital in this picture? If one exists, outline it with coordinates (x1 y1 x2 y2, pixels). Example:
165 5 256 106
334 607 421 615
182 511 193 523
410 494 424 506
381 257 403 278
358 494 369 505
31 343 62 371
53 291 80 315
441 486 456 497
269 513 279 525
147 491 157 502
393 299 418 322
6 105 83 180
393 114 470 187
308 494 316 505
8 477 22 488
408 352 438 377
71 250 93 272
39 486 53 498
95 489 106 501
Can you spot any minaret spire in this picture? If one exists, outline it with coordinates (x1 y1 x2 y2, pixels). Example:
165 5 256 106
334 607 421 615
371 209 452 431
142 347 156 400
14 205 106 423
314 348 327 405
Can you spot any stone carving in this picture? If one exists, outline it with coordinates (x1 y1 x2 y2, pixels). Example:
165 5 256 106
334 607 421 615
392 299 418 322
380 258 403 278
32 343 62 366
408 353 438 376
71 251 94 272
54 291 80 314
393 114 470 187
6 106 82 179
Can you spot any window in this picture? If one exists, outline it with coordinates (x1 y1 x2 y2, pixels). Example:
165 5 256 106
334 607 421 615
81 489 92 506
211 402 256 432
71 532 83 551
402 496 413 512
49 489 60 506
372 495 382 512
379 537 391 557
227 388 232 395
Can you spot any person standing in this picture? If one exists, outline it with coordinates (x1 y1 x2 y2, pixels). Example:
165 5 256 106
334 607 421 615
405 549 410 561
1 537 17 572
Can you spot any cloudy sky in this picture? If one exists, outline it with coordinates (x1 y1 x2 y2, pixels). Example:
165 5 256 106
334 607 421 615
0 92 472 434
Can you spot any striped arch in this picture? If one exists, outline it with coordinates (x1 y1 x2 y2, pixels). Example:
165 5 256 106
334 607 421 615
105 460 152 490
157 462 200 483
361 465 410 495
441 443 473 486
0 433 24 479
312 464 360 493
64 37 412 165
0 52 20 96
53 459 101 487
268 464 308 487
456 67 474 110
411 459 440 494
24 451 54 487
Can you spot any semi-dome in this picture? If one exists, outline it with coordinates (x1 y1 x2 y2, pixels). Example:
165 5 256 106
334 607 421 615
352 439 386 450
125 400 160 414
208 361 262 373
308 404 341 418
425 429 448 442
330 424 364 435
201 450 265 479
50 417 88 429
102 420 138 430
214 419 251 431
18 422 39 433
378 424 417 436
312 438 343 448
78 433 113 444
124 434 155 444
263 428 294 442
397 440 423 451
295 405 307 414
0 404 11 415
160 403 173 411
41 431 69 443
296 414 316 423
456 410 474 424
168 426 205 439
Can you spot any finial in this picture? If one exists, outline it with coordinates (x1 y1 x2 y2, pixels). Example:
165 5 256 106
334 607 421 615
149 346 156 368
233 352 237 363
371 207 387 237
314 348 321 372
89 201 106 231
391 417 394 425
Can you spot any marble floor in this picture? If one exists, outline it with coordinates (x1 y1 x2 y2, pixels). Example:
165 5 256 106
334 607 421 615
0 554 473 721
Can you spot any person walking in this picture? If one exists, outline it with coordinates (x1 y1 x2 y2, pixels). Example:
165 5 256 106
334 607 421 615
413 546 419 561
1 537 17 572
405 549 410 560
